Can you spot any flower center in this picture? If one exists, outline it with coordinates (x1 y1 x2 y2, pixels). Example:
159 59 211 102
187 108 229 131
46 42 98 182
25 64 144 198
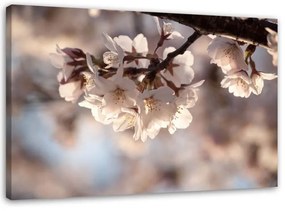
81 73 95 89
103 51 119 65
144 97 160 112
163 23 173 35
236 78 248 90
125 114 136 128
113 88 126 104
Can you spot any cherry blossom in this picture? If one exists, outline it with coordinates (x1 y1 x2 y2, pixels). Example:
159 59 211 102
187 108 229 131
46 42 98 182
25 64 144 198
102 33 124 68
50 15 278 142
58 70 95 103
95 67 139 119
220 70 256 98
168 80 204 134
154 17 184 39
79 94 113 125
207 37 247 74
162 47 194 87
50 45 86 81
251 71 277 95
265 27 278 66
137 86 176 141
114 33 149 68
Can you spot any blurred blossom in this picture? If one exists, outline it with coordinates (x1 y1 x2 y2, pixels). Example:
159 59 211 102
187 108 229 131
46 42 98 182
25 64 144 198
265 27 278 66
88 9 101 17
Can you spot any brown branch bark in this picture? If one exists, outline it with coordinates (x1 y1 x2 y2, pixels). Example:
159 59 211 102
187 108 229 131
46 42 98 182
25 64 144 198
155 31 201 73
142 31 201 84
143 12 277 49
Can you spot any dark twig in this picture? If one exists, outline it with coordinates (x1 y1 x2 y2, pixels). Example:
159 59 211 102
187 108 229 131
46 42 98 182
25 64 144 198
153 31 201 73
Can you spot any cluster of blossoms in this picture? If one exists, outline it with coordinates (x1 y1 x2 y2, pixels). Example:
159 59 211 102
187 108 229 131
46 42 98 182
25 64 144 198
50 16 278 141
207 37 277 98
50 17 204 142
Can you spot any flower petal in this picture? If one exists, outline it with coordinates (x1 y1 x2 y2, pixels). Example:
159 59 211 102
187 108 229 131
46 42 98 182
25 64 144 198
133 33 148 54
102 32 117 52
114 35 133 52
49 53 65 68
259 72 278 80
86 53 97 73
153 16 161 35
172 107 193 129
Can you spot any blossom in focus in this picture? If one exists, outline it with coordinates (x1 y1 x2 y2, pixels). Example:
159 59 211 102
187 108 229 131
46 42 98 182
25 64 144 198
114 33 149 68
251 71 277 95
207 37 247 74
265 27 278 66
137 86 176 142
154 17 184 39
87 66 139 119
162 47 194 87
220 70 256 98
102 33 124 68
51 29 205 141
79 94 113 125
168 80 204 134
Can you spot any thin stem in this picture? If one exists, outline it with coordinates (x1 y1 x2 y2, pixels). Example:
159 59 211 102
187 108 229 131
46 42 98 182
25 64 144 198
153 31 201 73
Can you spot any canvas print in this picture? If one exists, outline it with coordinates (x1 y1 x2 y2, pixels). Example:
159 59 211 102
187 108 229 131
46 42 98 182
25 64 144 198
6 5 278 199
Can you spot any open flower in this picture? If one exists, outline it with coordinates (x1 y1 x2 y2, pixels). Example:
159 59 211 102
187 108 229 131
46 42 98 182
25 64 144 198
265 27 278 66
79 94 113 125
57 72 89 103
251 71 277 95
168 80 204 134
137 86 176 141
114 33 149 68
207 37 247 74
221 70 256 98
92 67 140 118
154 17 184 40
50 45 86 81
102 33 124 68
50 45 91 102
162 47 194 87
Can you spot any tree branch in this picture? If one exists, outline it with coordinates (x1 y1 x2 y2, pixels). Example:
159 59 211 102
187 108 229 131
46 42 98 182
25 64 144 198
155 31 201 73
144 12 277 49
142 31 201 85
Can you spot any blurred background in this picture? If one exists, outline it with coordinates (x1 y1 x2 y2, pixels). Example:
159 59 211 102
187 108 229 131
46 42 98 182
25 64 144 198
6 5 277 199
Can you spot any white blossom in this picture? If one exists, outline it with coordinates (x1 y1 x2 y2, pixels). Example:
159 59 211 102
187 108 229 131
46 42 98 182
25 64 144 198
114 33 148 54
168 80 204 134
79 94 113 125
114 33 149 68
57 72 83 103
137 86 176 141
154 17 184 39
221 70 256 98
265 27 278 66
162 47 194 87
207 37 248 74
94 67 139 119
88 9 100 17
50 45 74 81
251 71 277 95
102 33 124 68
112 108 137 132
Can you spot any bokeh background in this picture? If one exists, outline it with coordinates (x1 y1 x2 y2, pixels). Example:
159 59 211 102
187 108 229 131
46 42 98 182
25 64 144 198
6 5 277 199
